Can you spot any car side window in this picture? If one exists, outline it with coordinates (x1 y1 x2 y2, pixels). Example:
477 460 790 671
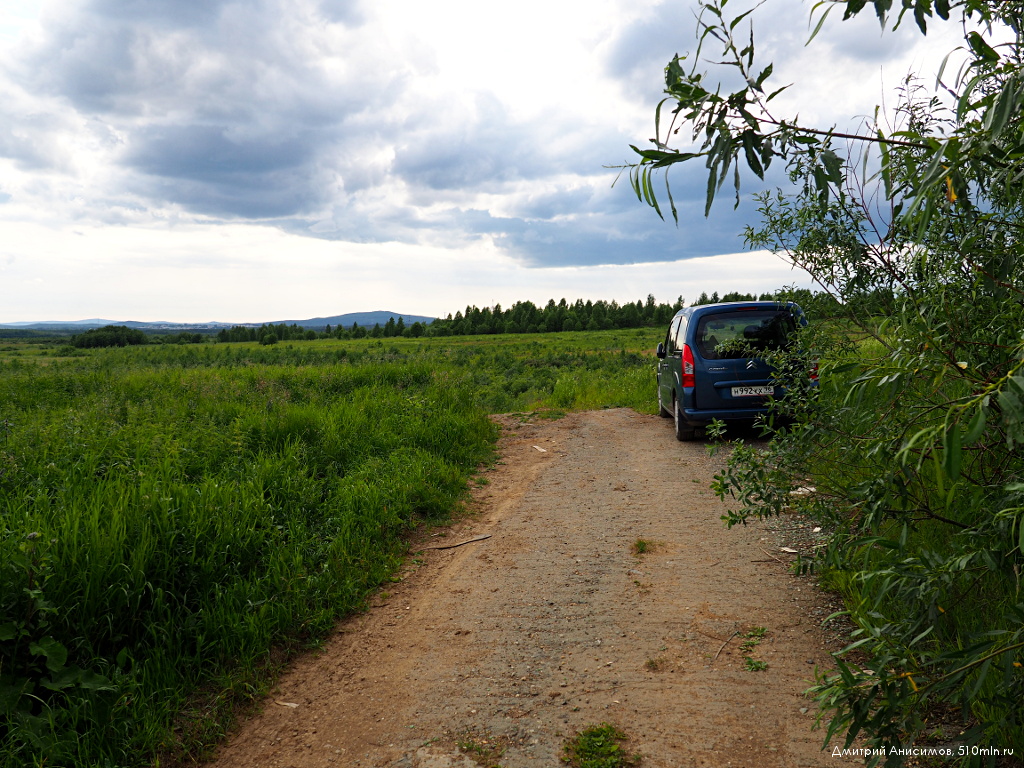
672 316 687 351
665 317 681 354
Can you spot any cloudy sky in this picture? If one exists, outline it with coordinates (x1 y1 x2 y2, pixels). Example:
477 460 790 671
0 0 964 322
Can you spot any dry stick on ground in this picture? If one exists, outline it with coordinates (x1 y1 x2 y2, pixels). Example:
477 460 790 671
422 534 493 550
758 548 791 565
713 631 740 662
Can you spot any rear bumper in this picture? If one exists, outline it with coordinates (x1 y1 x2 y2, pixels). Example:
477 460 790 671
677 386 769 427
680 405 769 427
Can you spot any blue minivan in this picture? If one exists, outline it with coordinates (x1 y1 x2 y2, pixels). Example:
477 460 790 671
655 301 808 440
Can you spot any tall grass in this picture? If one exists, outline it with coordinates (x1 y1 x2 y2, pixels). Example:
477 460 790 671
0 358 495 764
0 330 660 766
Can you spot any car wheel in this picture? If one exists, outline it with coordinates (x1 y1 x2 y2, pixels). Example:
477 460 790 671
673 396 696 441
658 383 672 418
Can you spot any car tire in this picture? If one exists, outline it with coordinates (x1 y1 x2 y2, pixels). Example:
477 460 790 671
673 396 696 441
658 384 672 418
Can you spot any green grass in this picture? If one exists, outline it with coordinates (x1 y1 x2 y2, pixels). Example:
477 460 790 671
739 627 768 671
631 539 654 556
562 723 641 768
0 358 498 765
456 730 506 768
0 329 662 767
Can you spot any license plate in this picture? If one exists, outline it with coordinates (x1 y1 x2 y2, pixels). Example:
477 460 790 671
731 386 773 397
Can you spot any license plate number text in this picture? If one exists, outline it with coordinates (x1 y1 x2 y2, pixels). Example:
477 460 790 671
731 386 773 397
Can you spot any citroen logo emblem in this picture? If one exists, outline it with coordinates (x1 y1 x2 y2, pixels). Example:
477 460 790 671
746 360 757 370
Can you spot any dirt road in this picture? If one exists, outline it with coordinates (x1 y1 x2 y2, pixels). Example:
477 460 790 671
208 409 848 768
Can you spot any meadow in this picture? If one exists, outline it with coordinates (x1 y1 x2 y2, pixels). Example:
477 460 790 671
0 330 660 767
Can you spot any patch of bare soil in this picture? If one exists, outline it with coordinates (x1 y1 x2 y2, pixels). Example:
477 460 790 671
207 409 853 768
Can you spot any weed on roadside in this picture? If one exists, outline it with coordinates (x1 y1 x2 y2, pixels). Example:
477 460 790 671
744 657 769 671
631 539 655 556
739 626 767 652
456 729 507 768
741 627 769 671
562 723 641 768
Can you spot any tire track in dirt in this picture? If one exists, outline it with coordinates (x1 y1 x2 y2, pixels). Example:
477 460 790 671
208 409 845 768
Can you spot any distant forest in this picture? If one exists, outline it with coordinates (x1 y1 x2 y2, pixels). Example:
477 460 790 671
214 287 837 344
424 288 838 337
58 288 845 347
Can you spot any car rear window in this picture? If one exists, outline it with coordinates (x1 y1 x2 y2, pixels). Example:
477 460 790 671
695 310 797 360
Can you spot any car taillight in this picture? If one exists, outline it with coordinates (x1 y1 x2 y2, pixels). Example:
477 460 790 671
681 344 695 387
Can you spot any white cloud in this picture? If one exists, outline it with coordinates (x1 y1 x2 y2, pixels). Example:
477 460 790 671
0 0 989 321
0 217 813 322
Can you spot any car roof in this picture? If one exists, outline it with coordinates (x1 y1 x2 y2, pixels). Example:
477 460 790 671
672 300 800 319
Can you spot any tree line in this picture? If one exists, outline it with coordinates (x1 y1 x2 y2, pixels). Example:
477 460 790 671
70 325 207 348
70 287 849 348
425 288 842 337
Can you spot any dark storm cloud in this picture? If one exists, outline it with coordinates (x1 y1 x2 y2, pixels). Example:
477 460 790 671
137 170 327 219
23 1 231 114
487 168 763 268
594 0 910 268
490 199 752 268
602 1 808 106
603 2 695 98
8 0 382 220
389 83 642 200
89 0 224 26
393 113 541 193
1 0 805 269
126 125 310 181
511 187 597 221
311 88 772 266
123 124 329 217
395 142 527 192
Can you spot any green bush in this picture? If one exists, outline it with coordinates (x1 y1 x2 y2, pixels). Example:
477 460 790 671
70 325 148 348
636 0 1024 760
622 0 1024 759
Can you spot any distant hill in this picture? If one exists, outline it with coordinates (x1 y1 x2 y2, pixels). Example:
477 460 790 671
0 311 436 334
268 311 436 329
